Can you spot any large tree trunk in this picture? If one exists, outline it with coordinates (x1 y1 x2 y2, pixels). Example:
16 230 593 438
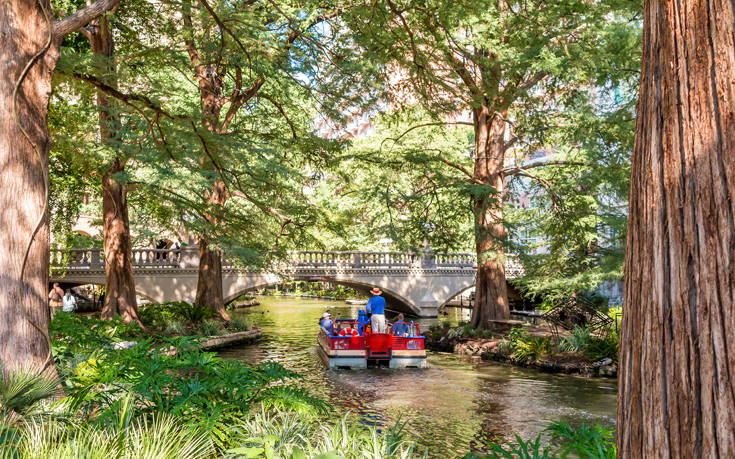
101 159 141 323
471 107 510 328
617 0 735 455
195 180 230 320
88 16 140 324
0 0 59 374
194 238 230 320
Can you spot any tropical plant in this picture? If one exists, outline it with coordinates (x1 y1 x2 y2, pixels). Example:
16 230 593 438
466 421 615 458
558 327 592 353
546 421 616 459
0 372 58 419
0 412 213 459
585 332 620 364
507 328 552 363
512 336 553 364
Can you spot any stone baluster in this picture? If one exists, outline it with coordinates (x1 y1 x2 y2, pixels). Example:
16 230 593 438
179 246 200 269
90 248 104 269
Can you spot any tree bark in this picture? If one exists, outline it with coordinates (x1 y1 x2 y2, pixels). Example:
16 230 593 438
195 238 230 320
87 16 141 324
470 106 510 328
0 0 59 374
101 158 141 323
617 0 735 456
194 180 230 320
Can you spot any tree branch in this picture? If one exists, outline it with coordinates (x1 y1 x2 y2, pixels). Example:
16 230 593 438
66 71 187 120
380 121 473 151
53 0 122 37
260 93 298 139
503 160 588 176
220 77 265 132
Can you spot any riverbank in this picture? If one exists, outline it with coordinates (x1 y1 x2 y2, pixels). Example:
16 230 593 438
425 322 618 378
223 296 618 456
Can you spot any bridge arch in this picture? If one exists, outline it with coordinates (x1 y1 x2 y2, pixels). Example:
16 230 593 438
223 278 421 316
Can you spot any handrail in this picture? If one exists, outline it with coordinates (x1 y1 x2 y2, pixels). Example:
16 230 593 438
49 248 490 271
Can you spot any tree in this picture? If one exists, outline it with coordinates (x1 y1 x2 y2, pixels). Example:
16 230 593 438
617 0 735 456
79 13 141 324
172 0 344 318
0 0 122 373
343 0 639 326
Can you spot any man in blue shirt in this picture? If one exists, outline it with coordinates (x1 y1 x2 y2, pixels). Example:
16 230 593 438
392 313 409 336
366 288 387 333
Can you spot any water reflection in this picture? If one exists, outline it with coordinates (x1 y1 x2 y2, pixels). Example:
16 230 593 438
219 297 616 456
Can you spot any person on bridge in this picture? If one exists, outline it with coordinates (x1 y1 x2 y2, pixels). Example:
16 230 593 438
319 312 333 334
366 288 387 333
48 283 64 316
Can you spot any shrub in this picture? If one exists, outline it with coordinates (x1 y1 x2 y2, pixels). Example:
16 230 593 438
226 409 420 459
164 319 186 335
496 339 513 357
230 316 252 332
585 331 619 364
559 326 591 353
507 328 552 363
512 336 553 363
199 320 222 336
465 421 615 459
174 302 215 324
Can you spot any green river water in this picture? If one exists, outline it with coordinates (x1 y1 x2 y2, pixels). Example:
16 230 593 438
220 296 617 456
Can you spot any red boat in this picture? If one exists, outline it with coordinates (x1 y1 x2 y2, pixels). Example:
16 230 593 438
317 317 427 369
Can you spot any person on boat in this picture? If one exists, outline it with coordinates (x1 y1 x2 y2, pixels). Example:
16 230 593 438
392 313 409 336
319 312 333 334
356 309 369 334
366 288 387 333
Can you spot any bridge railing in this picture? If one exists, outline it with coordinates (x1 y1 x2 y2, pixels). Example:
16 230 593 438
51 248 183 270
51 248 480 271
434 253 476 267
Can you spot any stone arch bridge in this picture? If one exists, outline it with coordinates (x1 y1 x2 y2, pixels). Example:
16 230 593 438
50 248 522 317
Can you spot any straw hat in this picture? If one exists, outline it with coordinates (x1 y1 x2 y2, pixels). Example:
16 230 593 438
370 288 382 295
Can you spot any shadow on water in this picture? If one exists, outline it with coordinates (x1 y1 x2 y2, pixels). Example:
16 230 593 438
219 296 617 457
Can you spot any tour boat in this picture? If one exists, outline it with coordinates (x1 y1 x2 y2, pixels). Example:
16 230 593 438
317 314 427 369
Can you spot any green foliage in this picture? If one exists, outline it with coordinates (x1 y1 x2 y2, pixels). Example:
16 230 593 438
227 409 420 459
506 328 553 363
50 314 320 427
230 316 252 332
0 409 213 458
546 421 616 459
199 320 222 337
164 319 186 336
466 422 615 459
446 323 494 340
0 372 58 419
585 332 620 364
558 327 592 353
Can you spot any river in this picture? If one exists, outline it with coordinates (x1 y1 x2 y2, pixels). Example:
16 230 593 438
220 296 617 456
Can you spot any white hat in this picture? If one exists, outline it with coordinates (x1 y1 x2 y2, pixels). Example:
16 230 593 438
322 312 331 318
